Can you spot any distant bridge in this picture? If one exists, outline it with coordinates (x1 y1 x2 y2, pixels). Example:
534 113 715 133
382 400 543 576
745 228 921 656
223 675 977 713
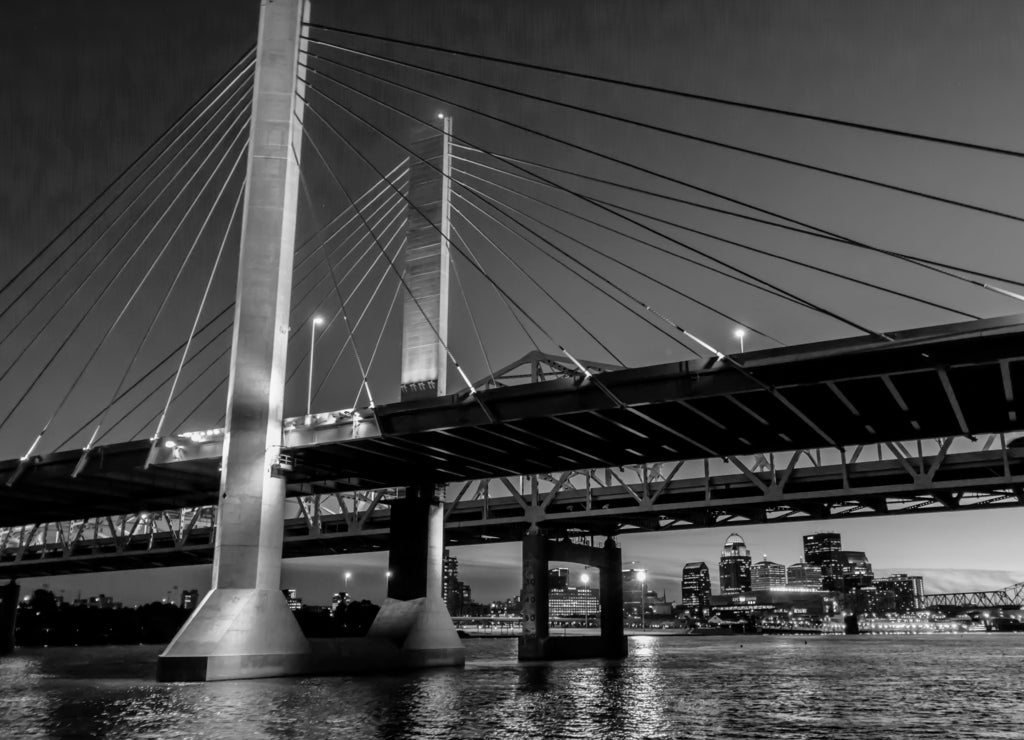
921 582 1024 610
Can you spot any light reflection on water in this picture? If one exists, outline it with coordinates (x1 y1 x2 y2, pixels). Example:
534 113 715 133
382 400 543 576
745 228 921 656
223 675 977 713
1 635 1022 739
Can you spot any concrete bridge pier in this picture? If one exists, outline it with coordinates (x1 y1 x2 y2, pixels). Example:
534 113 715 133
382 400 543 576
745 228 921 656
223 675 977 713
0 580 18 656
518 533 627 661
365 485 465 667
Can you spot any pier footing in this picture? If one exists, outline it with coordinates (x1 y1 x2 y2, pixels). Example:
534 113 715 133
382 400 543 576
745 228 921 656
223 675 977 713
156 588 311 681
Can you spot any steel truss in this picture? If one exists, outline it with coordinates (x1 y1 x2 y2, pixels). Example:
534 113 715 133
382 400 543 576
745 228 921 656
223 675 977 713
2 433 1023 577
921 582 1024 609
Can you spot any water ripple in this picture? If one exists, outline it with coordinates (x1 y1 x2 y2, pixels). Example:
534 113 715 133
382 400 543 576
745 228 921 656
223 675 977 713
1 635 1022 739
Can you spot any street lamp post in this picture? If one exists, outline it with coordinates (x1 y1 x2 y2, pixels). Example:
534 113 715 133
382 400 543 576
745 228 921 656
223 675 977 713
637 569 647 631
307 316 324 416
734 327 746 353
344 571 351 598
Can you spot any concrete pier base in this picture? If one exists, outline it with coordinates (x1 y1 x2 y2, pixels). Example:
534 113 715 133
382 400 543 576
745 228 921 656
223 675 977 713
367 596 465 668
0 580 18 656
157 588 311 681
364 486 465 668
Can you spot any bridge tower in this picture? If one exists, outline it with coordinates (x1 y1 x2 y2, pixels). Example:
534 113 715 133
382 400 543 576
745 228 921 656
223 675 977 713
365 115 464 667
157 0 312 681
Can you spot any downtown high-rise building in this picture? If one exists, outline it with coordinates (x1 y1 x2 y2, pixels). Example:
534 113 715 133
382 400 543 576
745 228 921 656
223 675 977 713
719 533 752 594
443 549 472 615
680 562 711 617
836 551 874 592
751 556 787 591
787 559 823 589
875 573 924 612
548 568 570 590
803 532 843 590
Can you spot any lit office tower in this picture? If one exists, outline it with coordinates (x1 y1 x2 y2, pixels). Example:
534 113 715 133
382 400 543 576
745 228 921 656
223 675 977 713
443 549 458 603
803 532 843 590
680 562 711 617
875 574 925 613
787 559 823 589
548 568 570 590
622 567 647 618
718 533 752 594
751 556 787 591
836 551 874 591
443 549 470 615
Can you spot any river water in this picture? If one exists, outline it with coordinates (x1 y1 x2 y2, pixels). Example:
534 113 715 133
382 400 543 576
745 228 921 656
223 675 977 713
1 634 1021 739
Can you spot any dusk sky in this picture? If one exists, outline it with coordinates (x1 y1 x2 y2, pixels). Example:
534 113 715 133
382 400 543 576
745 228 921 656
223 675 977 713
4 0 1024 606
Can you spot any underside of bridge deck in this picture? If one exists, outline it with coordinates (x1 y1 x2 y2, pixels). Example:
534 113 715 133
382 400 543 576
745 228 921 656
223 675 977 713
3 313 1024 528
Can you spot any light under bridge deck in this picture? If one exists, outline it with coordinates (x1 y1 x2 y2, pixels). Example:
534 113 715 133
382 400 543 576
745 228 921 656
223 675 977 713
3 313 1024 529
2 440 1023 577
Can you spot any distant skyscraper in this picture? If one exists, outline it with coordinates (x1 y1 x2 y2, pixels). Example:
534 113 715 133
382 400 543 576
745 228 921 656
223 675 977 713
680 562 711 617
803 532 843 590
180 589 199 610
718 533 752 594
751 556 787 591
836 551 874 592
549 577 600 620
622 567 647 617
787 559 823 589
875 574 924 612
548 568 570 590
443 549 471 615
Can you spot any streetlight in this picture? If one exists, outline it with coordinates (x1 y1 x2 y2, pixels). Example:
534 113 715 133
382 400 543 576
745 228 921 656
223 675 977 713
733 327 746 353
307 316 324 416
344 571 351 597
580 571 591 629
637 569 647 631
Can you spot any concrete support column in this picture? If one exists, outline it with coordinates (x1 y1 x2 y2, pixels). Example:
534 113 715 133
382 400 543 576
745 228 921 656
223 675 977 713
0 580 19 656
366 485 464 667
386 486 434 600
519 532 550 658
600 537 627 658
157 0 311 682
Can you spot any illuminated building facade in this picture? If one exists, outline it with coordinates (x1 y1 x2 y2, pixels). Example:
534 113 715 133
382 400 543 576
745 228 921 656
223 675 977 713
751 557 787 591
680 562 711 617
548 585 600 619
803 532 843 590
837 551 874 591
443 549 472 616
787 559 823 589
719 533 752 594
623 568 647 616
875 573 924 612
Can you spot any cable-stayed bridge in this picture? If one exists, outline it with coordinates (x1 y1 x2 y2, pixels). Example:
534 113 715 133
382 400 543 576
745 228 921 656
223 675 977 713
3 0 1024 678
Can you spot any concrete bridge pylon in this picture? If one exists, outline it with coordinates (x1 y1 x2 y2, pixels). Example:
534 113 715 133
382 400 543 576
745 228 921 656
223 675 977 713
157 0 313 681
156 0 463 680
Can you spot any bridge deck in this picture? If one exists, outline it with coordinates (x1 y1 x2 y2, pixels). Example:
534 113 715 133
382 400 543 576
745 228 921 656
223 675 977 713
3 313 1024 527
